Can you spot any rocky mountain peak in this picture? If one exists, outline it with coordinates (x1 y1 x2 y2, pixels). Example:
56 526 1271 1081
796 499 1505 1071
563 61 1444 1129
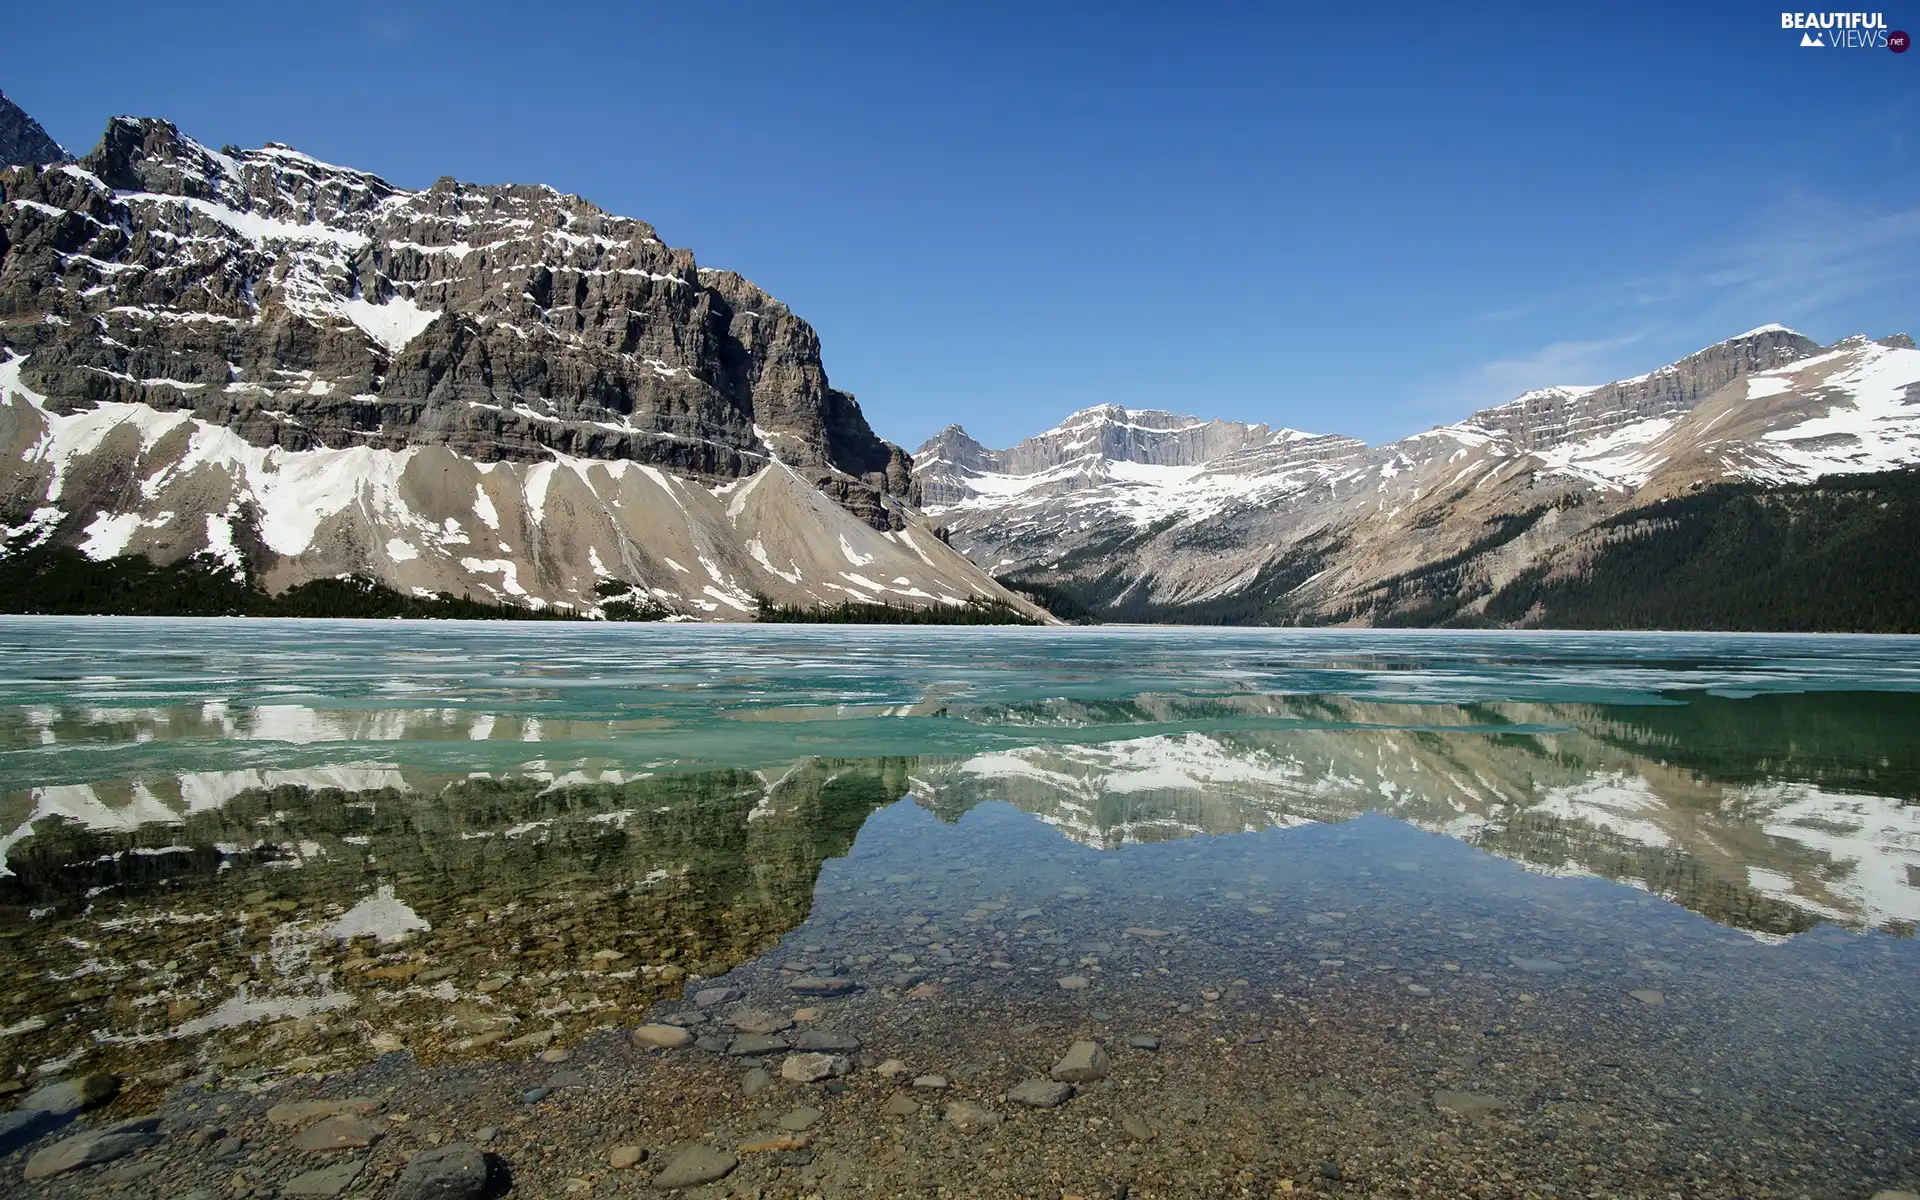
2 113 916 528
0 91 65 168
1451 324 1821 453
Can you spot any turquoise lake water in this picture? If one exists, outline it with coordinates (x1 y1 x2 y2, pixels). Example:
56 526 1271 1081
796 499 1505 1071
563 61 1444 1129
1 619 1916 1195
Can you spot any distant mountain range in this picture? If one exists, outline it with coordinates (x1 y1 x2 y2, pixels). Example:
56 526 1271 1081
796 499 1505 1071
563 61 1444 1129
919 327 1920 628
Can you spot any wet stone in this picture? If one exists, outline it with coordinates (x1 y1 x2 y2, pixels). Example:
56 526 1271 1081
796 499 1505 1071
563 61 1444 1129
395 1144 490 1200
0 1109 61 1155
632 1023 695 1049
781 1052 851 1083
1121 1113 1155 1142
292 1115 385 1152
739 1133 809 1153
1051 1040 1111 1083
693 986 741 1008
1006 1079 1075 1108
1433 1090 1508 1119
945 1100 1003 1132
1630 988 1666 1005
794 1028 861 1053
789 976 859 996
727 1033 789 1056
729 1008 793 1035
23 1120 161 1181
655 1145 738 1188
1509 956 1568 974
1127 1034 1161 1051
267 1098 383 1127
741 1067 774 1095
20 1072 120 1115
282 1157 366 1198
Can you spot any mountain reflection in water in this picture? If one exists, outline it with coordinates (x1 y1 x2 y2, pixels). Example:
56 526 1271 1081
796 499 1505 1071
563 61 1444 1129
1 682 1916 1092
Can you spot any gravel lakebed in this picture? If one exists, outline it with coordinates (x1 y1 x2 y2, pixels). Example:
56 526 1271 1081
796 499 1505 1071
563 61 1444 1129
5 804 1918 1199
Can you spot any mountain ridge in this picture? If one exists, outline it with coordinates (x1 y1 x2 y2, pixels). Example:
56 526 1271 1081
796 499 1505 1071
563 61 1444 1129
923 325 1920 627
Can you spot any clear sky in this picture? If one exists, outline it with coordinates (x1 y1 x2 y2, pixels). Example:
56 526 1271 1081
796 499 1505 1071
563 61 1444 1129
8 2 1916 451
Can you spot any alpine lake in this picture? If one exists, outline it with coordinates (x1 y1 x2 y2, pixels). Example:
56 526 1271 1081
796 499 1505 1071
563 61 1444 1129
1 619 1916 1199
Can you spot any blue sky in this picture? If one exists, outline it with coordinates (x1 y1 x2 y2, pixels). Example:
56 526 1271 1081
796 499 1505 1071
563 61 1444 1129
8 2 1917 450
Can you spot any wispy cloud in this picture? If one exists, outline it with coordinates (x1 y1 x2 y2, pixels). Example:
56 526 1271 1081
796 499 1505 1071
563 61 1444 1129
1646 191 1920 320
1405 333 1645 422
1416 188 1920 435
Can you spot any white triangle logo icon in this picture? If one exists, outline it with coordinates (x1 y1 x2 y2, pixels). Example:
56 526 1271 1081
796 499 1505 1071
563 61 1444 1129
1800 31 1824 46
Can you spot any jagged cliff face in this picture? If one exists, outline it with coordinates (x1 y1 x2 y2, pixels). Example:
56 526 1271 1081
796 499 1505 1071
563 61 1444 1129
0 112 1044 618
0 91 65 169
924 326 1920 620
2 117 909 506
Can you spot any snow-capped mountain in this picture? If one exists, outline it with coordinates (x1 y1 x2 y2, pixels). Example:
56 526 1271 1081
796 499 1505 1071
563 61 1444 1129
0 109 1040 619
916 407 1366 544
922 326 1920 623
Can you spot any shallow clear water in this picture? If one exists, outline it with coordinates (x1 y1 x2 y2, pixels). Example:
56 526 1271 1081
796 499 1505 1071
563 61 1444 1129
2 618 1917 1196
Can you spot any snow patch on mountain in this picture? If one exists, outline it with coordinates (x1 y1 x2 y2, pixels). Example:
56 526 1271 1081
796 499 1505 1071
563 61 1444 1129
1751 340 1920 481
341 295 441 352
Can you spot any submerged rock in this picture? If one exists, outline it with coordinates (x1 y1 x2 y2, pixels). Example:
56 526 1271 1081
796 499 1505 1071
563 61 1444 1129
1433 1090 1507 1119
23 1119 160 1181
0 1109 62 1155
395 1144 491 1200
1508 956 1568 975
20 1073 120 1115
1005 1079 1075 1108
282 1157 366 1198
291 1116 385 1152
654 1145 738 1188
944 1100 1003 1132
781 1052 851 1083
1050 1040 1111 1083
632 1024 695 1049
729 1008 793 1034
